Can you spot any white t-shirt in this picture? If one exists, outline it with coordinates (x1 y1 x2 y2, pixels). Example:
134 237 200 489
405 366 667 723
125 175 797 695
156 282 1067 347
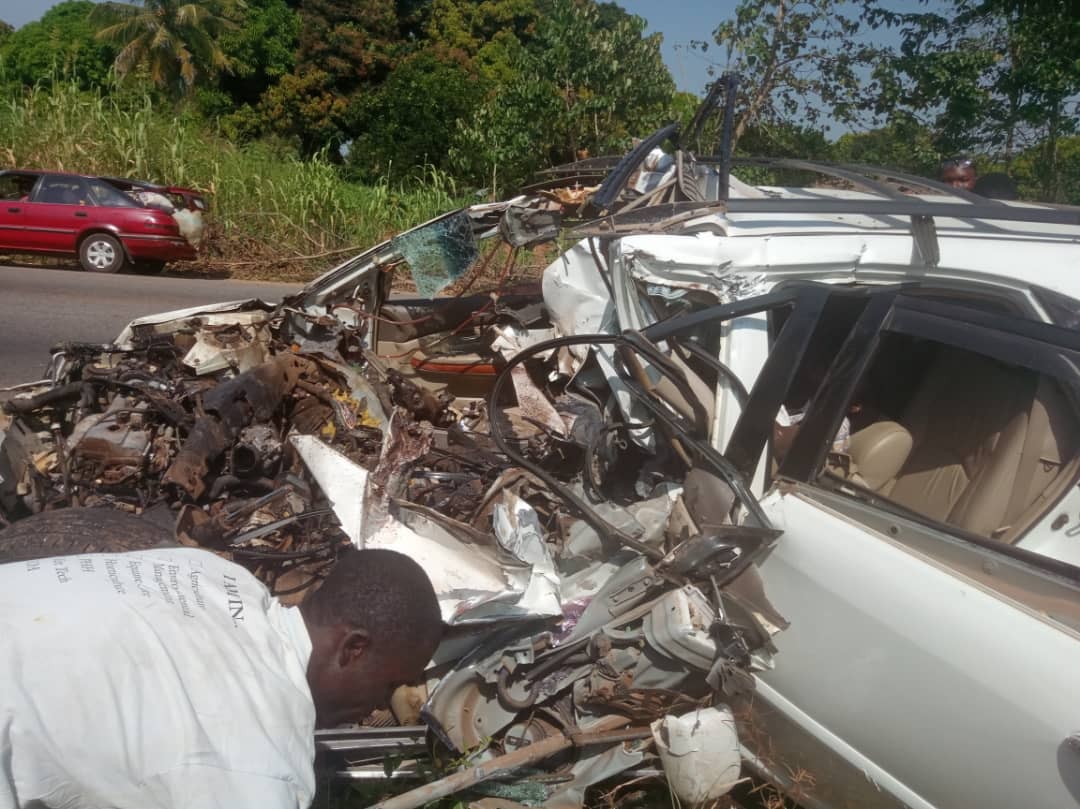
0 548 316 809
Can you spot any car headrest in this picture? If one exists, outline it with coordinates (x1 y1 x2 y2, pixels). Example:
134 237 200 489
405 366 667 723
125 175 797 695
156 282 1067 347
848 421 914 491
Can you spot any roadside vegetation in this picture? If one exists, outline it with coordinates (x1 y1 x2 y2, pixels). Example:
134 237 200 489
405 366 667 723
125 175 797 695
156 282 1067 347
0 0 1077 280
0 80 466 279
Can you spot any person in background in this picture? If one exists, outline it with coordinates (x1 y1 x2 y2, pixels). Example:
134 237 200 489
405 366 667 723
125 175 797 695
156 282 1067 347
0 541 443 809
940 156 977 191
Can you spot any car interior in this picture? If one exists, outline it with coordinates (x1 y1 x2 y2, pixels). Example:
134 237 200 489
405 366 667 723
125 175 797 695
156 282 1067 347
372 273 1080 549
0 174 38 201
776 295 1080 546
33 178 88 205
841 336 1079 541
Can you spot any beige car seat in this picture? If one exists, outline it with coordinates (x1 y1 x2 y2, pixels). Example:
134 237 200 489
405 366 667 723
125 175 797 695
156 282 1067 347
846 346 1078 539
847 421 913 491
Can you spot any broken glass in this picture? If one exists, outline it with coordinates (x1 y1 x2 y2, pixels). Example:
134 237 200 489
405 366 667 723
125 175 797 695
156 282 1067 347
392 211 479 297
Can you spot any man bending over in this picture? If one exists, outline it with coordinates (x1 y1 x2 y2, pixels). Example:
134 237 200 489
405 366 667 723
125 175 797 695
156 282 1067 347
0 544 442 809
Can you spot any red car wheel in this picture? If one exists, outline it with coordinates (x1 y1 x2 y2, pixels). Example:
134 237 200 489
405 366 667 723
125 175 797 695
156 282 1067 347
79 233 126 273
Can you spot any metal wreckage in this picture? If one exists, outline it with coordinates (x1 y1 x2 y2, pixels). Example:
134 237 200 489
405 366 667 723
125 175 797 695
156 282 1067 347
0 88 792 808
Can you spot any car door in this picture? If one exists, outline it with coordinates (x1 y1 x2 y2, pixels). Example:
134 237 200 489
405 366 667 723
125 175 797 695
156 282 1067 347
729 291 1080 809
0 172 41 251
25 175 94 253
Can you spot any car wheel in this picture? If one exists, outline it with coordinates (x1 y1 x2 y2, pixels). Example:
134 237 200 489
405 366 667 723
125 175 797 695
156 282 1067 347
0 508 175 563
79 233 125 273
133 260 166 275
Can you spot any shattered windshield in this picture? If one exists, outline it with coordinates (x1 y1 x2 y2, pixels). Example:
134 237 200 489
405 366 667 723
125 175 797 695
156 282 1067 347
391 210 479 297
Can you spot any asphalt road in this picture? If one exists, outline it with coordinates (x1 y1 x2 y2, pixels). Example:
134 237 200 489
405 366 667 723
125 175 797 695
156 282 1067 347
0 264 300 388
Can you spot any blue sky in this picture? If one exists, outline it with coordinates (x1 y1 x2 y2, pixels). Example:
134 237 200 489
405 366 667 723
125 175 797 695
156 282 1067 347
617 0 742 95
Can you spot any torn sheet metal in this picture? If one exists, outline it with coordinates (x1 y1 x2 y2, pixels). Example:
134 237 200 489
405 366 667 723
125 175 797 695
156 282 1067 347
290 434 369 547
613 234 766 301
363 511 558 624
542 241 616 359
113 300 276 350
491 493 561 618
182 321 272 375
541 239 658 446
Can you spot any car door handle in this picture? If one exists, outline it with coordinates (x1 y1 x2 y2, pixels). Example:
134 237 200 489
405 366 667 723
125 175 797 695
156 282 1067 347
7 207 19 213
74 211 88 218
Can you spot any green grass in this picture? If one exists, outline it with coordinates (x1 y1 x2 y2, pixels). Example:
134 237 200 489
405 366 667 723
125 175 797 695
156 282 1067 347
0 81 469 280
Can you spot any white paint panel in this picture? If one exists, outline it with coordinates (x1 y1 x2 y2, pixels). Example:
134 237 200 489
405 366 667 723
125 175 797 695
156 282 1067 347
756 488 1080 809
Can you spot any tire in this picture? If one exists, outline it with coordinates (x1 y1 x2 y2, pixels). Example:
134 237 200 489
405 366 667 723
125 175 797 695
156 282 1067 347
79 233 126 273
0 508 175 563
133 260 166 275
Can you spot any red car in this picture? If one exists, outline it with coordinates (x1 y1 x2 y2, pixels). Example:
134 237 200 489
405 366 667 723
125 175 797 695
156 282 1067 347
0 169 198 274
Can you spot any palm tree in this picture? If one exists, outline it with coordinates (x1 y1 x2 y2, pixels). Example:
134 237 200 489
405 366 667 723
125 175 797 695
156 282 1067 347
92 0 240 95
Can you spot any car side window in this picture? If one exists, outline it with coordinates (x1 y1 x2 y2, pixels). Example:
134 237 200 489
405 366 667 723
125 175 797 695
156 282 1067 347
810 330 1080 548
33 177 91 205
0 174 36 201
87 179 140 208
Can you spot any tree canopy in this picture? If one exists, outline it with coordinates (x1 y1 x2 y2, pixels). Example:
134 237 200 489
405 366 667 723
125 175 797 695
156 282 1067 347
0 0 1075 202
92 0 238 94
0 2 117 89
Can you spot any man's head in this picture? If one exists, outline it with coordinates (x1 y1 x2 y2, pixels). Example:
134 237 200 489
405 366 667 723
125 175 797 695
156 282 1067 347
940 156 976 191
300 549 442 727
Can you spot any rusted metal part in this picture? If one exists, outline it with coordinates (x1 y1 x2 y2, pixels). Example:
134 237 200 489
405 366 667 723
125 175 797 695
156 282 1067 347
163 355 313 498
365 412 433 530
386 369 455 426
2 382 83 415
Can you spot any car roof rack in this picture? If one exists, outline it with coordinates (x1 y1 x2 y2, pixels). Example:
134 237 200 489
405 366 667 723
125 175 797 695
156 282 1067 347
575 154 1080 265
541 75 1080 263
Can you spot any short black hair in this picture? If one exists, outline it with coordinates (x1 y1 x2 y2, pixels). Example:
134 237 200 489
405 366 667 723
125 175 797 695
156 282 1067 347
303 548 442 659
973 172 1018 200
941 155 975 171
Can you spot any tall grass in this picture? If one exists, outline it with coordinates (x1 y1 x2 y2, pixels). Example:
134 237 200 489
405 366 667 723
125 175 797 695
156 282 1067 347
0 82 467 278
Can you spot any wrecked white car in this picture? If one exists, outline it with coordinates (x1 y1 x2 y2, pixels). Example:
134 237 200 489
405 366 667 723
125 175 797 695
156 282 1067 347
3 89 1080 809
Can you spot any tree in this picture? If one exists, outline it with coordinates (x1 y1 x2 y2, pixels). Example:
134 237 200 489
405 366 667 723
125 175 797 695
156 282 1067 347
452 0 676 190
216 0 300 108
419 0 538 83
256 68 348 155
864 0 1080 200
0 1 117 89
1011 135 1080 205
346 49 486 180
0 20 12 48
697 0 882 149
295 0 399 96
92 0 238 95
829 122 940 176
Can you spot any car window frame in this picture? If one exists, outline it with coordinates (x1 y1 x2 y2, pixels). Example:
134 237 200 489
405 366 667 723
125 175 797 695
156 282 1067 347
85 178 142 209
0 172 42 201
637 283 907 485
777 291 1080 581
31 175 92 206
